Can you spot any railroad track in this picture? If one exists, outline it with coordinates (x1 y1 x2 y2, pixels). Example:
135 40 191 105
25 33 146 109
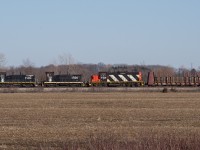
0 87 200 93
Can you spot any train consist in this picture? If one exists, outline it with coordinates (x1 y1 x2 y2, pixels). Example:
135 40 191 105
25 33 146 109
0 70 200 87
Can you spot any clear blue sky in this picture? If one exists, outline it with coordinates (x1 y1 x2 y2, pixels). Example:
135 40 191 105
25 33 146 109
0 0 200 68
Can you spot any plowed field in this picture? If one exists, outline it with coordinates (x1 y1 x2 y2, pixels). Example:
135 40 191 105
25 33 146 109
0 92 200 149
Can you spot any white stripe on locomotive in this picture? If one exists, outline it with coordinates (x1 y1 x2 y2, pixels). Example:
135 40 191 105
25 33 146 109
127 75 137 81
118 75 128 82
136 74 140 79
109 75 119 82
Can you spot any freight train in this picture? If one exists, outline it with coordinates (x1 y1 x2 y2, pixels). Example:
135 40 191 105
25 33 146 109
0 70 200 87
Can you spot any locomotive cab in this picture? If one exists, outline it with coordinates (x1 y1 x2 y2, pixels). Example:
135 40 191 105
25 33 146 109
0 72 6 83
46 72 54 82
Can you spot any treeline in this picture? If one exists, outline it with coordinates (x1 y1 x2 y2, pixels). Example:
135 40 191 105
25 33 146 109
0 52 199 82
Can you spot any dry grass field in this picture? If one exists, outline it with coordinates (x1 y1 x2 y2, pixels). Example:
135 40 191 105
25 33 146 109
0 92 200 149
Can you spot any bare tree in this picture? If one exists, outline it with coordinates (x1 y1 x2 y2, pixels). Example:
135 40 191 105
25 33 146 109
0 53 6 69
153 66 175 77
22 58 34 68
57 53 78 74
21 58 35 74
58 53 75 65
178 66 190 76
198 66 200 71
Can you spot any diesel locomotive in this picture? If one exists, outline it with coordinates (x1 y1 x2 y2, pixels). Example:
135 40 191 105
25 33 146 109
43 72 84 87
0 72 36 87
91 71 144 87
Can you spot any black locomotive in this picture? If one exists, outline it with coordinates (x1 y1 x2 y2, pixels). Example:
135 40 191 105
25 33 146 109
43 72 83 87
0 72 36 87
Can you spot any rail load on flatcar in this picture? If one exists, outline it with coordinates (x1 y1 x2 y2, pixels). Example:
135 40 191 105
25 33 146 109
147 71 200 86
0 72 36 87
91 71 144 87
43 72 84 87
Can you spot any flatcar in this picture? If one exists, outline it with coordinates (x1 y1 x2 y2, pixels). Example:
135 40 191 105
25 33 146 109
147 71 200 86
91 71 144 87
0 72 36 87
43 72 84 87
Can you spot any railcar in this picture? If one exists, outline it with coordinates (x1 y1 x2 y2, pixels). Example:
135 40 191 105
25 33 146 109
91 71 144 87
0 72 36 87
43 72 84 87
147 71 200 86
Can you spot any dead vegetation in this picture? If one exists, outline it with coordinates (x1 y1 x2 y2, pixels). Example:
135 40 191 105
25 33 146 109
0 92 200 149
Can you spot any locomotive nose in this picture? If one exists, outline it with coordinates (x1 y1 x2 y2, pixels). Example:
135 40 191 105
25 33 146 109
138 72 142 81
